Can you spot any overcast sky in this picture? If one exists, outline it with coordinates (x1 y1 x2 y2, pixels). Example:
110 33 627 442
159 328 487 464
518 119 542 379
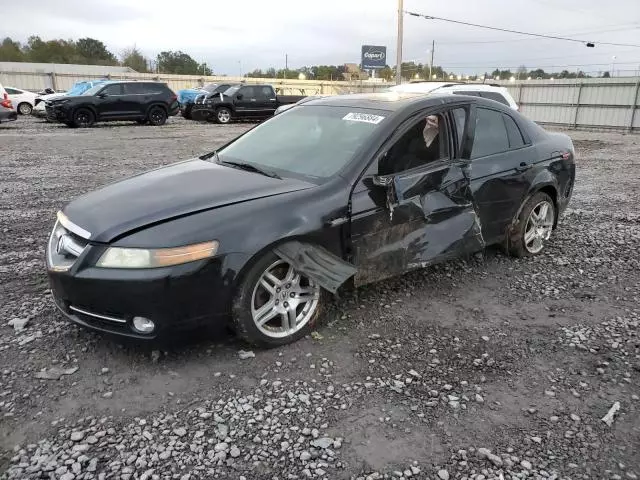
3 0 640 76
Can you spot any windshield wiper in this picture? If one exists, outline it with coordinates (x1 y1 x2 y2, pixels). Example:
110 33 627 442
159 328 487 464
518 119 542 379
200 150 219 161
218 160 281 179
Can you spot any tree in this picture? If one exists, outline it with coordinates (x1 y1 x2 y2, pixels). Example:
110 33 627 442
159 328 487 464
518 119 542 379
378 65 393 81
156 50 201 74
76 37 117 65
24 36 78 63
516 65 527 79
602 71 611 78
529 68 546 79
0 37 25 61
121 46 149 72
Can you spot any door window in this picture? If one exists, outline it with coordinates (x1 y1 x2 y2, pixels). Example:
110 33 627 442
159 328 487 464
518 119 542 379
451 108 467 154
471 108 509 159
503 114 525 148
5 88 21 95
239 86 256 99
100 84 123 96
257 86 275 99
124 83 153 95
379 112 449 175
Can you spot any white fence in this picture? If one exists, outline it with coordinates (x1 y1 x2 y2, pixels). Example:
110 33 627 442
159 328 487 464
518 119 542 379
0 70 389 96
498 77 640 132
2 68 638 131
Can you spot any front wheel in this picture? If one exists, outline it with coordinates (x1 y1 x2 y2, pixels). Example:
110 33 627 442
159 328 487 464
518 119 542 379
508 192 556 257
232 251 325 347
215 107 232 124
72 108 95 128
147 107 167 126
18 102 33 115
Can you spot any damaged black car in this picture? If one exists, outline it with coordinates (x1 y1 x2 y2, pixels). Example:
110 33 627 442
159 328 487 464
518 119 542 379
46 93 575 346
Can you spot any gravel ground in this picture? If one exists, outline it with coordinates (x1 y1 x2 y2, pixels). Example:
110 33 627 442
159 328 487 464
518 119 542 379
0 116 639 480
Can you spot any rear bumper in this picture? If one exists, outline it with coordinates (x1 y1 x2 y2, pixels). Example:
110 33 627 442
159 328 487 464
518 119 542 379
0 110 17 123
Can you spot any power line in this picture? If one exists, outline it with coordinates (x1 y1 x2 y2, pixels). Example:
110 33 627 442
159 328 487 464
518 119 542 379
401 60 640 70
435 25 640 45
404 10 640 48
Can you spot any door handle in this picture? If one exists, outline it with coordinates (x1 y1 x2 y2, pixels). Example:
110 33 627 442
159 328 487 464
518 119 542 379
515 162 532 172
250 99 257 102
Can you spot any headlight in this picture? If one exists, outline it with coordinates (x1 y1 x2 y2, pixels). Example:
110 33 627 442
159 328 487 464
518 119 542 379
96 241 219 269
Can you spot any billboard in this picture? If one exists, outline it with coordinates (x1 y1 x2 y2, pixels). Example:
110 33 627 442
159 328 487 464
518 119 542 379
361 45 387 70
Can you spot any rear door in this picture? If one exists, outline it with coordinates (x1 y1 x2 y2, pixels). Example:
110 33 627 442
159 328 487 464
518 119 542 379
350 106 485 286
122 83 154 117
467 106 538 242
255 86 278 116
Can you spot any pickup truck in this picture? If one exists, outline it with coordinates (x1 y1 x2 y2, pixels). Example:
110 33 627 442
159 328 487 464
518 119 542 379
191 84 305 124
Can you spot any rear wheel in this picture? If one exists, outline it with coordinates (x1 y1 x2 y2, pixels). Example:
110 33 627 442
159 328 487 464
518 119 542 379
232 251 325 347
215 107 232 124
147 107 167 126
18 102 32 115
508 192 556 257
72 108 95 128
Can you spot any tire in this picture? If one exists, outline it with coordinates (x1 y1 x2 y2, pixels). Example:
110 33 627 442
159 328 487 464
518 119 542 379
18 102 32 115
72 108 95 128
215 107 232 124
508 192 556 257
147 106 167 126
232 251 326 348
183 105 193 120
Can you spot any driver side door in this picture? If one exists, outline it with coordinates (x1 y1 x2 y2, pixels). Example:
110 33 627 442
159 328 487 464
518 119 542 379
234 86 258 117
95 83 124 119
350 105 485 286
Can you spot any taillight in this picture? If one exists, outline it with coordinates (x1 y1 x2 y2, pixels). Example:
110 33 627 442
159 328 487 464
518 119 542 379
1 93 12 109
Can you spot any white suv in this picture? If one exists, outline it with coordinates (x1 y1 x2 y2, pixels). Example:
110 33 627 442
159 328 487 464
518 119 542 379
389 82 519 110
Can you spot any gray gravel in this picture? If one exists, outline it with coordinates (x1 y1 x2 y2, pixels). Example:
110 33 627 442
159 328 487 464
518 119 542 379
1 117 639 479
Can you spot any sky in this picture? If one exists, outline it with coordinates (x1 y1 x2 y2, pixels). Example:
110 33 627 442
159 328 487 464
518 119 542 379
3 0 640 76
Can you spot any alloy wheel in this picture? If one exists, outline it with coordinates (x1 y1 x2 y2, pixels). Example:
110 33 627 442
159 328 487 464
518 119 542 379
250 260 320 339
524 200 555 254
217 109 231 123
18 103 32 115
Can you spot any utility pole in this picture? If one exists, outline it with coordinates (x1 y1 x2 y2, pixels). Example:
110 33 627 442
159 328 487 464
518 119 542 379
429 40 435 79
285 54 288 79
395 0 403 85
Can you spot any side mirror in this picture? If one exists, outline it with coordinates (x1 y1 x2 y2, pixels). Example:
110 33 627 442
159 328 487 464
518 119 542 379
236 94 243 100
97 93 107 99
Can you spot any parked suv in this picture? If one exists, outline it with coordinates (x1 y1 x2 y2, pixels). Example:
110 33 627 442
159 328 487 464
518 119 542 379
390 82 518 110
46 81 179 128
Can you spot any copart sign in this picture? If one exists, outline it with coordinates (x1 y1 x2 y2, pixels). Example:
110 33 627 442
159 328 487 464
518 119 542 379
361 45 387 70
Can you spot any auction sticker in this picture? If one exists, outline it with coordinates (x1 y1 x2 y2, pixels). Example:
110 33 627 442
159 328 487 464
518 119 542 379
342 112 385 124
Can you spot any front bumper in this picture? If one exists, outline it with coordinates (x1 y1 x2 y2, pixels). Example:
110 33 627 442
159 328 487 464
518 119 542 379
47 252 237 339
191 104 214 120
45 105 70 123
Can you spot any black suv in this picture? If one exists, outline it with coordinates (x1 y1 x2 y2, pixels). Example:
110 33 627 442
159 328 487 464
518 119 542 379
46 81 180 128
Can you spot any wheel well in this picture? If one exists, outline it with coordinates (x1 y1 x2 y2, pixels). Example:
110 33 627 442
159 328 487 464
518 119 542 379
146 103 168 116
73 106 97 118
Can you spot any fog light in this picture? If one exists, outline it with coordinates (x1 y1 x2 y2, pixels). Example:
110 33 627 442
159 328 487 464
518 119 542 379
132 317 155 334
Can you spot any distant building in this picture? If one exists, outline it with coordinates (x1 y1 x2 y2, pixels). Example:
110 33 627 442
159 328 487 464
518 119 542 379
0 62 137 75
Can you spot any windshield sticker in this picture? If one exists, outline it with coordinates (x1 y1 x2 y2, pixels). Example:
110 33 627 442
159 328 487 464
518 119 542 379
342 112 385 124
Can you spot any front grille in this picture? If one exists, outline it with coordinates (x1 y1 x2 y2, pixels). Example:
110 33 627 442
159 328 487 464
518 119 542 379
47 221 89 271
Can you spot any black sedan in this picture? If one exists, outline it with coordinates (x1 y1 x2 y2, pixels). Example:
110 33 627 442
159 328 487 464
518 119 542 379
46 93 575 346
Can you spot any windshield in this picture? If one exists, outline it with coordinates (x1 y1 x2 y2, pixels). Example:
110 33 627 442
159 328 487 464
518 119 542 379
202 83 219 93
81 83 111 96
67 82 97 96
223 86 240 96
218 105 387 180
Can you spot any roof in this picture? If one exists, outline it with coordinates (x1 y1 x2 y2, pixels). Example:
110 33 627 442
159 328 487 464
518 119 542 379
304 92 453 111
0 62 137 75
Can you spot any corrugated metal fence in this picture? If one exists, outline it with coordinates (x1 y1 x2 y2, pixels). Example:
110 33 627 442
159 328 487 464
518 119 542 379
499 77 640 132
2 68 638 131
0 70 389 96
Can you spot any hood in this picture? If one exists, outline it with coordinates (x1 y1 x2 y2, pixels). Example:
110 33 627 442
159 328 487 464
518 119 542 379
63 159 315 243
39 92 67 101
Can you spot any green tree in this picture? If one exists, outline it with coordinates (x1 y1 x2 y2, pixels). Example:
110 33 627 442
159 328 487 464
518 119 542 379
24 36 78 63
156 50 201 74
602 71 611 78
121 46 149 72
76 37 117 65
0 37 25 61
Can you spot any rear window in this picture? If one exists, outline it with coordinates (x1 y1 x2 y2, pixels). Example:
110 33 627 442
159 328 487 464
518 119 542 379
503 114 525 148
471 108 510 159
480 91 510 106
